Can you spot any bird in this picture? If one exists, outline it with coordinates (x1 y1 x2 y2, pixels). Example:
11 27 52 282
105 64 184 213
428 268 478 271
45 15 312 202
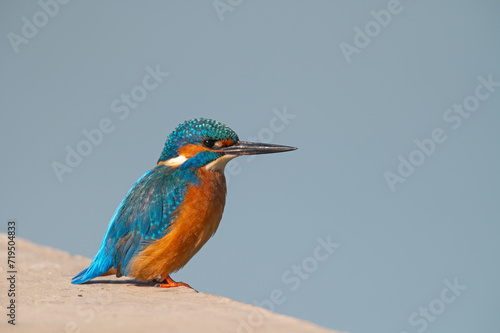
71 118 296 288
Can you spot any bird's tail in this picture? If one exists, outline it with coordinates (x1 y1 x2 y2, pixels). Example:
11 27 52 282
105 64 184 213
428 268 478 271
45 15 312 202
71 249 113 285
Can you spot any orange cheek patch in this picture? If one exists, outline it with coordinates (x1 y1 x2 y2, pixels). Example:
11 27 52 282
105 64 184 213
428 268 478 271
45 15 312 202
219 139 235 147
177 144 210 158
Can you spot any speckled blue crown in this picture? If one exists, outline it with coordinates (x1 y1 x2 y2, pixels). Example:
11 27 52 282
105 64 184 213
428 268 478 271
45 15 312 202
157 118 239 163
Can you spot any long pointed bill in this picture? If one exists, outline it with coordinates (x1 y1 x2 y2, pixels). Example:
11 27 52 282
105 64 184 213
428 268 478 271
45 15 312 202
221 141 297 155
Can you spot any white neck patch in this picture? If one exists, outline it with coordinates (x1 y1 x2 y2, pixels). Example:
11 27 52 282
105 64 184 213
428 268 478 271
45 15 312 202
204 155 238 172
162 155 188 167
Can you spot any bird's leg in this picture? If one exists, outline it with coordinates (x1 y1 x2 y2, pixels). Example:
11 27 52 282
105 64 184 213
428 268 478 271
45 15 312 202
157 275 193 289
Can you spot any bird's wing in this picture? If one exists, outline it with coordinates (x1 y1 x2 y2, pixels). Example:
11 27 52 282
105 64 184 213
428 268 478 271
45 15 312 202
102 165 196 276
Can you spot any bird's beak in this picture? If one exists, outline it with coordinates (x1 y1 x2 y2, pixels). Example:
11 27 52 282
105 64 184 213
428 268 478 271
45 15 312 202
221 141 297 156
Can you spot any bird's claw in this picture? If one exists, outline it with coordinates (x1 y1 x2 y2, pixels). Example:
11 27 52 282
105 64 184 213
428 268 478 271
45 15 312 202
156 275 196 290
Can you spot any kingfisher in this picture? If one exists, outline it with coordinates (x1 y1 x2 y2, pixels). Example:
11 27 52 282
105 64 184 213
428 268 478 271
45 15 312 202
71 118 296 288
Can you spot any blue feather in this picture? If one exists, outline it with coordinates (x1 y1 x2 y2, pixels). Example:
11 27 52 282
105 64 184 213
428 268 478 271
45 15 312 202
71 165 196 284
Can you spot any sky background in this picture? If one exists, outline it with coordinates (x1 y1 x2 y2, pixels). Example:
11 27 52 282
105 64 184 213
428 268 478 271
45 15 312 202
1 1 499 332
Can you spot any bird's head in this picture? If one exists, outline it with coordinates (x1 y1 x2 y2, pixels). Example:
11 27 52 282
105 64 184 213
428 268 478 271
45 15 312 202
157 118 296 172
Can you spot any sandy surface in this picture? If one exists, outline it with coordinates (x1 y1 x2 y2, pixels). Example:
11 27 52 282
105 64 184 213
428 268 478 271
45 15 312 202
0 234 342 333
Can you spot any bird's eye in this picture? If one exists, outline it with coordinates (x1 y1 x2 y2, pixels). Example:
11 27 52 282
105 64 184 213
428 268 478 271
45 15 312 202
203 139 216 148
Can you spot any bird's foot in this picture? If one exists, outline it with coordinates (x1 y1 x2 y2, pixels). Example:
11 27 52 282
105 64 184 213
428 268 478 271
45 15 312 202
155 275 194 290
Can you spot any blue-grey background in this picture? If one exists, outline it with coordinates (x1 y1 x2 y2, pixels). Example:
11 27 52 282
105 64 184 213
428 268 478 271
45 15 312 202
1 1 499 332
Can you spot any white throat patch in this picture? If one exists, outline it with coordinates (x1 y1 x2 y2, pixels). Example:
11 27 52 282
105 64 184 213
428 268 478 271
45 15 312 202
162 155 188 167
204 155 238 172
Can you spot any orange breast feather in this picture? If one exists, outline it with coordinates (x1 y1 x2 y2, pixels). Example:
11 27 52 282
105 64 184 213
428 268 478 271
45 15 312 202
129 169 226 281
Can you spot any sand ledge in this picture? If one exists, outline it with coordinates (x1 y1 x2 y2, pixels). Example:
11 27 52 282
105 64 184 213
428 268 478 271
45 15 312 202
0 234 343 333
